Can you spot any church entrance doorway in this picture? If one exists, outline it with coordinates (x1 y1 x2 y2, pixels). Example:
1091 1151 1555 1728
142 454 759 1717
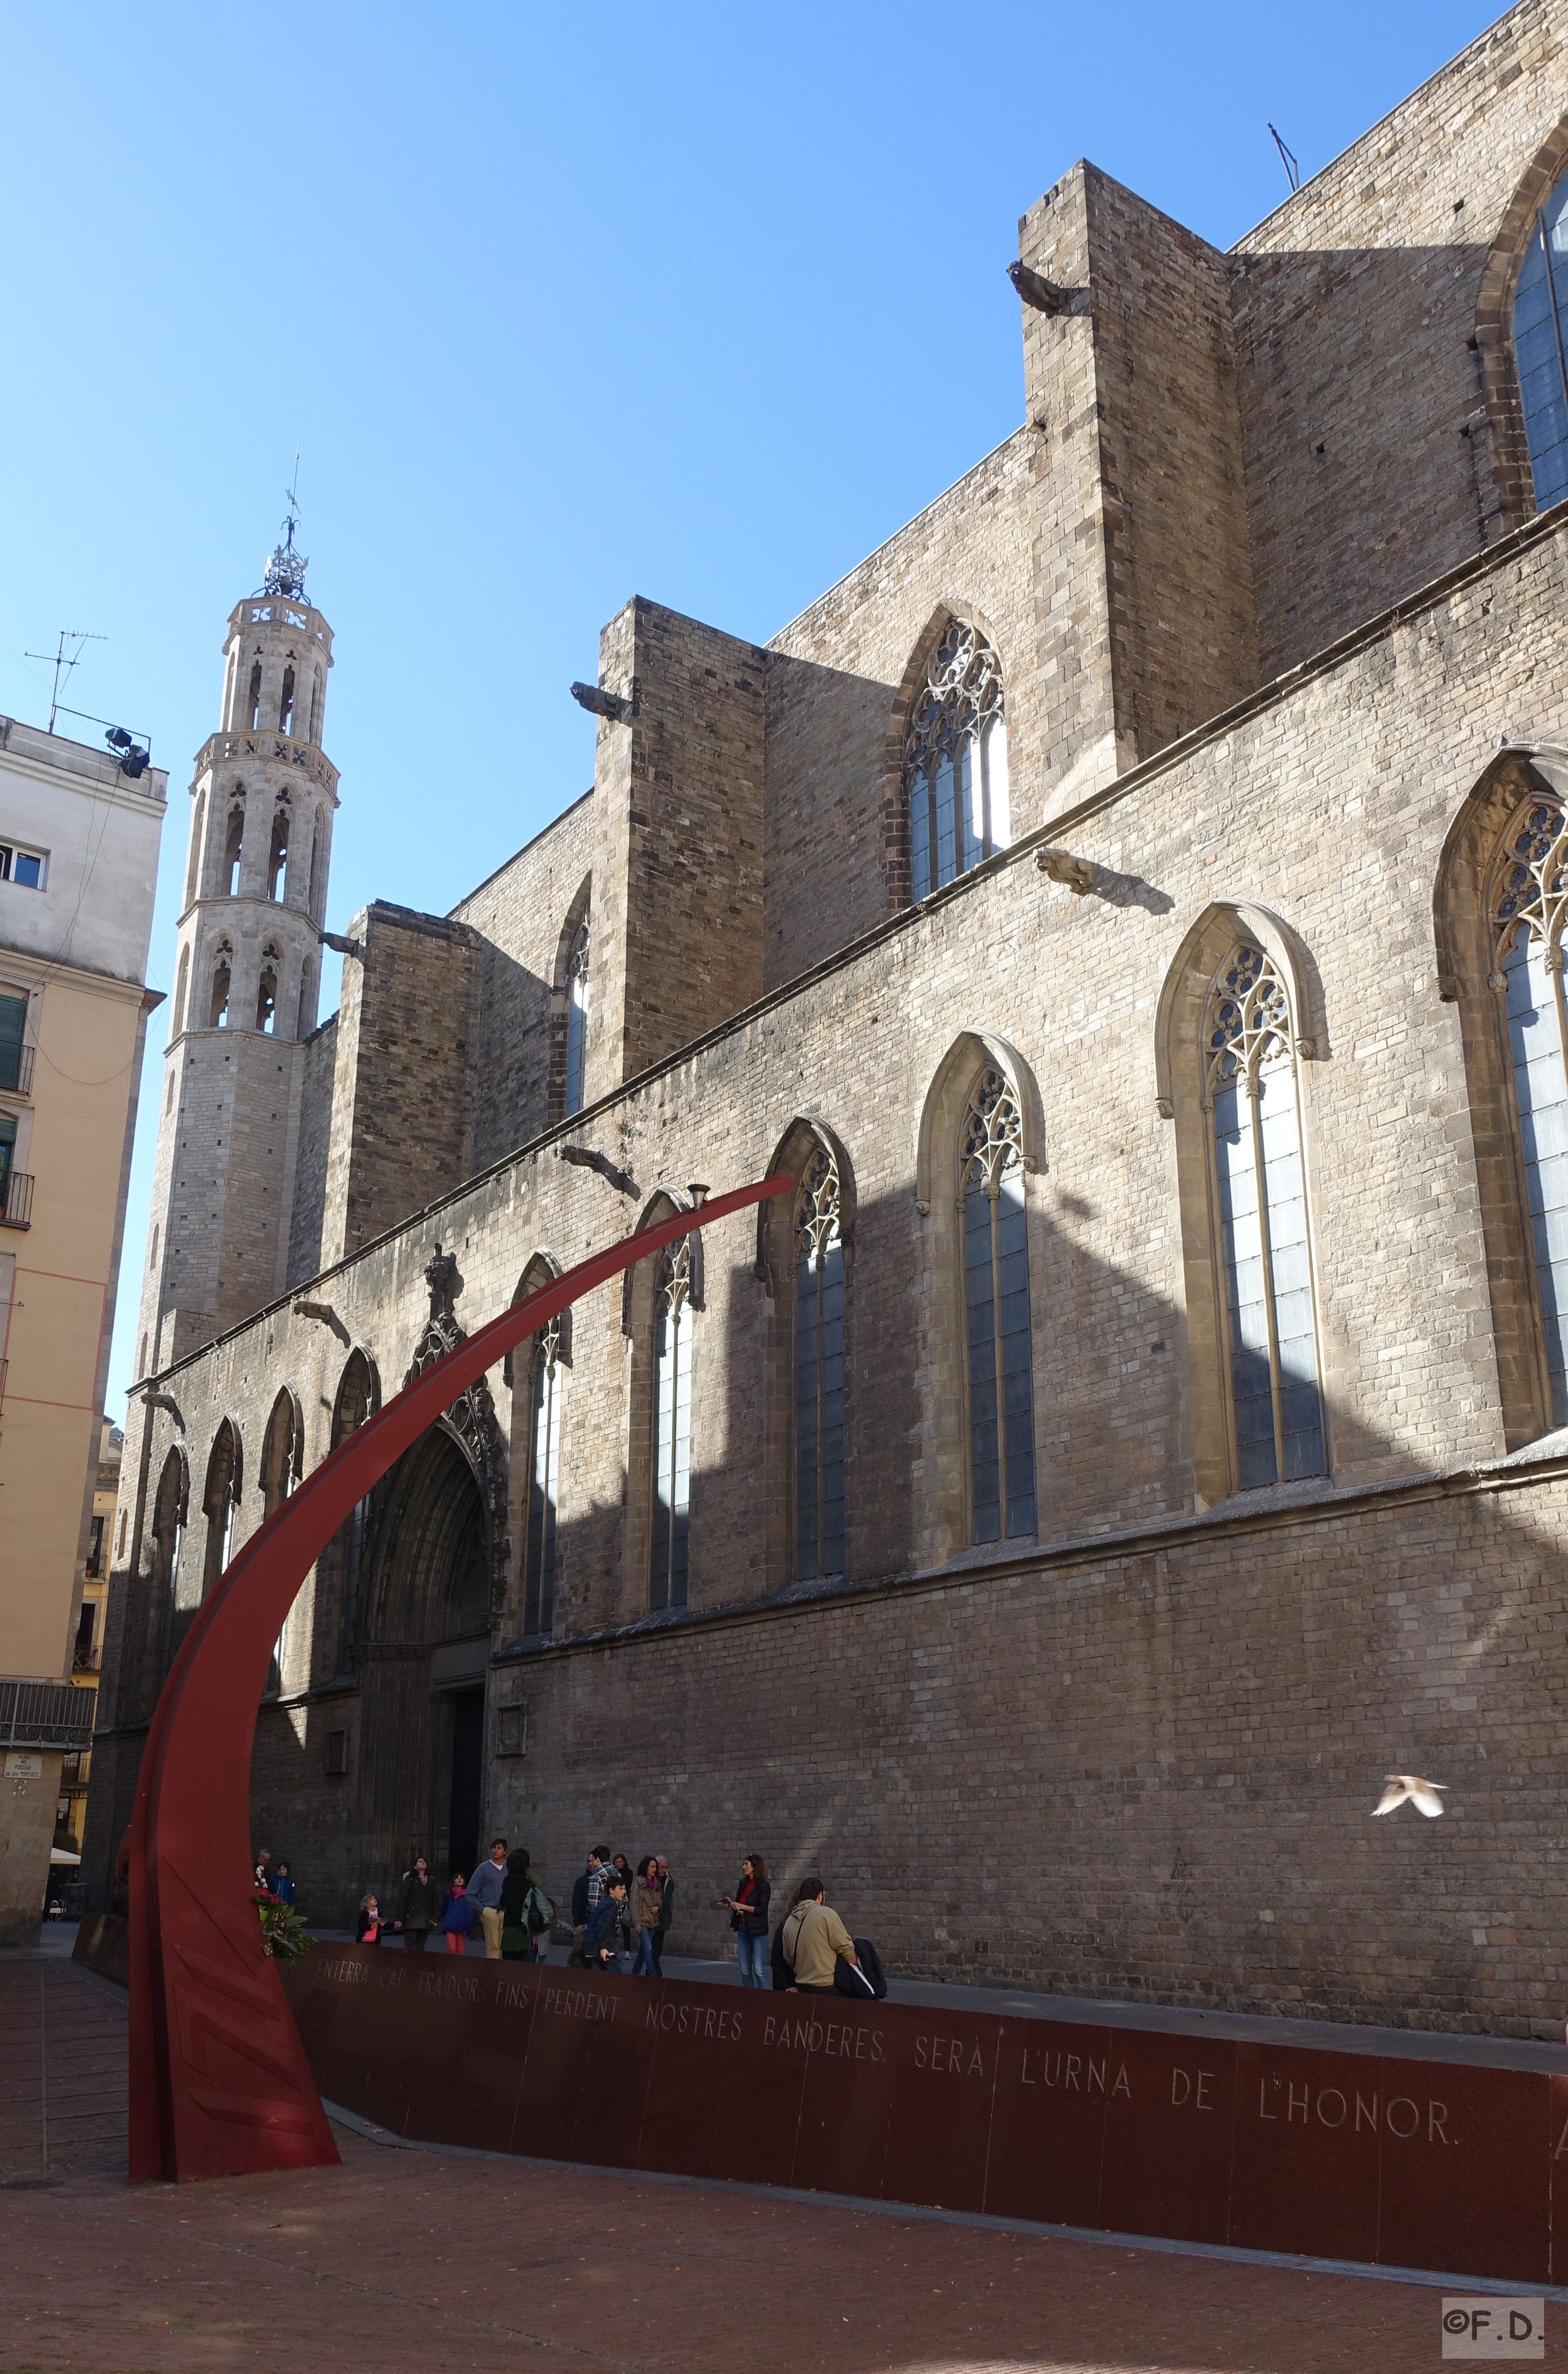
355 1422 493 1893
447 1688 485 1882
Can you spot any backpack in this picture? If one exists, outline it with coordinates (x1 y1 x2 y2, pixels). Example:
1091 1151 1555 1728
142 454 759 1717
525 1885 553 1935
833 1937 888 2000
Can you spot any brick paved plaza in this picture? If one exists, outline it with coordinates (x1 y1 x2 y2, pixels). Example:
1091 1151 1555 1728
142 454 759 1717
0 1941 1548 2374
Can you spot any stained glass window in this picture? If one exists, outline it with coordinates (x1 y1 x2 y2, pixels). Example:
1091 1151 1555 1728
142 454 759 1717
524 1317 562 1635
793 1147 845 1579
1491 796 1568 1421
1513 176 1568 513
565 913 590 1117
960 1069 1037 1542
651 1239 691 1610
906 622 1010 903
1204 944 1326 1489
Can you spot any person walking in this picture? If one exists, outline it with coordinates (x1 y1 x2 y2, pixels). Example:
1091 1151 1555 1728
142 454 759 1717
438 1873 474 1956
395 1855 439 1950
630 1856 662 1977
500 1848 553 1962
723 1855 772 1988
650 1855 674 1976
584 1873 629 1971
780 1879 858 1994
355 1893 383 1943
569 1846 611 1967
468 1836 509 1960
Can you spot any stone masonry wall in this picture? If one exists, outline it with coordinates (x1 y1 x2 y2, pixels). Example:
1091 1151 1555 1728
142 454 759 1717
285 1015 338 1291
1230 0 1568 676
451 792 595 1169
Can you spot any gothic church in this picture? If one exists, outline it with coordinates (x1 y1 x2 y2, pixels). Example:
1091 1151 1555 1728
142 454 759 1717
93 1 1568 2030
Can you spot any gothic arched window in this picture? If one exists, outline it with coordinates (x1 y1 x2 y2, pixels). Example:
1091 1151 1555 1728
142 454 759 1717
1512 176 1568 512
268 804 289 900
328 1352 377 1671
223 798 244 896
260 1391 300 1692
256 948 280 1034
793 1147 845 1579
650 1240 692 1610
247 661 262 731
565 912 590 1117
297 957 315 1038
185 793 205 907
525 1313 563 1635
152 1446 189 1672
201 1420 240 1605
1203 944 1326 1488
905 621 1010 903
209 945 232 1029
309 667 322 744
279 664 296 735
1490 796 1568 1419
960 1069 1037 1542
172 946 189 1039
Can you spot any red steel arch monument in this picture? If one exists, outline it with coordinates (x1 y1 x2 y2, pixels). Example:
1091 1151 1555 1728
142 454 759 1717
128 1178 789 2185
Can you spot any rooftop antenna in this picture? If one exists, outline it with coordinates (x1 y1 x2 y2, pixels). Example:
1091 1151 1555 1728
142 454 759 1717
1268 123 1301 194
23 629 106 734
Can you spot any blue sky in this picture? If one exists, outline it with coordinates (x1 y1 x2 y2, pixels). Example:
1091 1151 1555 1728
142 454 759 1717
0 0 1503 1414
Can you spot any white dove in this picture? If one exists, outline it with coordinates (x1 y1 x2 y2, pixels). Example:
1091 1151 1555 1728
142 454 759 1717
1372 1774 1446 1818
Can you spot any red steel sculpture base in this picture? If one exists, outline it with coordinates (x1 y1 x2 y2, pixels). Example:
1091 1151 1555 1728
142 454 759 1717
128 1177 791 2185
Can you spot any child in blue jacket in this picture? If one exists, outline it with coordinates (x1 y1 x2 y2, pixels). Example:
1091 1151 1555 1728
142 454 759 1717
438 1874 474 1956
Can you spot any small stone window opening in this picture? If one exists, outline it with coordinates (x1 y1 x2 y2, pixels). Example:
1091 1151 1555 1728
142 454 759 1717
524 1316 563 1636
223 799 244 896
172 946 190 1038
297 956 315 1038
308 667 323 745
209 949 232 1029
267 807 289 900
1203 944 1326 1488
256 955 279 1035
906 622 1010 903
1513 177 1568 512
565 913 590 1118
279 665 296 735
960 1069 1037 1542
650 1239 692 1611
1490 796 1568 1419
247 661 262 731
306 815 322 920
495 1703 526 1757
324 1728 348 1777
793 1146 846 1580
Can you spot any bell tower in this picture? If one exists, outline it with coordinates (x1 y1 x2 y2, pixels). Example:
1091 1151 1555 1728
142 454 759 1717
135 510 340 1373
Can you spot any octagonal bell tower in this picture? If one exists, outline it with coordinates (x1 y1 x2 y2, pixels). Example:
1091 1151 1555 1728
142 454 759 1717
135 512 340 1374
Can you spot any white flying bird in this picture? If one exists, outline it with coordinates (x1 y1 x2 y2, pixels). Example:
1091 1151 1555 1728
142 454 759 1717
1373 1774 1447 1819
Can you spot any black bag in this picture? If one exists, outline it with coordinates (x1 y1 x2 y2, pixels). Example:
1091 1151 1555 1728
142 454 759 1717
525 1885 553 1935
833 1937 888 2000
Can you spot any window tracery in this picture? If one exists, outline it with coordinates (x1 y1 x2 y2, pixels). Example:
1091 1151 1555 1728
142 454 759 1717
209 943 232 1029
256 947 279 1034
223 796 244 896
651 1238 692 1610
959 1068 1036 1542
1513 175 1568 512
525 1314 562 1635
565 912 590 1118
906 622 1010 903
1203 943 1326 1488
793 1146 845 1579
1489 794 1568 1420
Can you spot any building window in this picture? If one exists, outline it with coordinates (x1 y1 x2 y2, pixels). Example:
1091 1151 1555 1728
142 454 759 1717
0 990 26 1093
185 793 205 907
309 668 323 744
650 1239 692 1611
793 1146 845 1579
297 957 315 1037
268 806 289 900
905 621 1010 903
960 1068 1037 1543
209 947 232 1029
565 913 590 1116
1204 943 1326 1488
0 843 46 890
223 799 244 895
172 947 190 1038
524 1318 563 1636
1491 795 1568 1420
201 1420 240 1602
247 661 262 731
256 949 280 1034
1513 177 1568 512
279 665 296 735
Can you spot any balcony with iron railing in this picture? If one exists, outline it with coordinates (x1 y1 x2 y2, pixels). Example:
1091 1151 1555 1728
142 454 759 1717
0 1170 34 1228
0 1042 35 1097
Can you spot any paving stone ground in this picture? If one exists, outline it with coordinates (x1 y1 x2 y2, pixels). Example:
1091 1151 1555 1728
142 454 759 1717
0 1944 1534 2374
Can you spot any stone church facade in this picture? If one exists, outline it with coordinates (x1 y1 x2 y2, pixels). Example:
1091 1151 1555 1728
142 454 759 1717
91 2 1568 2031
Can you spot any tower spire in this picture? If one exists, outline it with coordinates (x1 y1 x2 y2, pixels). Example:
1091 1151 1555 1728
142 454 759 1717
263 457 309 601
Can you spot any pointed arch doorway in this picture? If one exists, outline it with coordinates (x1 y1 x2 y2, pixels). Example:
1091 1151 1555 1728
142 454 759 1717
355 1421 492 1889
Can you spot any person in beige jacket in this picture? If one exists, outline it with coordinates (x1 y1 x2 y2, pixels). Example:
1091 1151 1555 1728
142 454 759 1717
780 1880 859 1993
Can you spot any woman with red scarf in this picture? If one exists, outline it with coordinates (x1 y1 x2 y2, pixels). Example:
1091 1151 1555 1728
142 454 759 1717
722 1854 771 1988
